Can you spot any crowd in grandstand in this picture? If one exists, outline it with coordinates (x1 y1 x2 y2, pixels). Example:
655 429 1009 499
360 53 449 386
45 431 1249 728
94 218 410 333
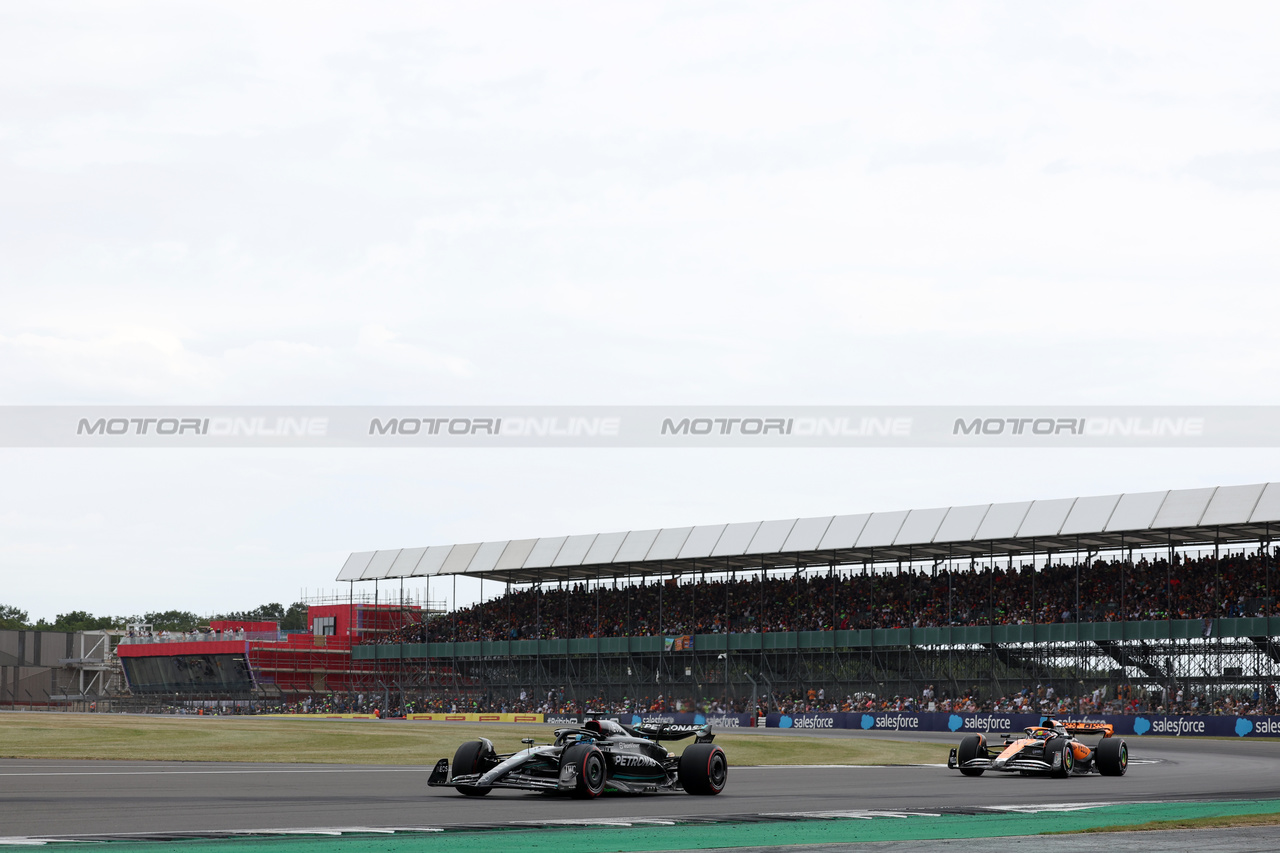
367 549 1277 644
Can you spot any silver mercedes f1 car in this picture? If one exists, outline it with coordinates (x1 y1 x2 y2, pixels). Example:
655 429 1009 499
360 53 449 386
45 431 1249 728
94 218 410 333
428 718 728 798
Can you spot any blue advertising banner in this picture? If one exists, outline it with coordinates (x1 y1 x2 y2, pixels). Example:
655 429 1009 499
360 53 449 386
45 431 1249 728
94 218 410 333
765 713 845 729
542 710 1280 737
759 711 1280 737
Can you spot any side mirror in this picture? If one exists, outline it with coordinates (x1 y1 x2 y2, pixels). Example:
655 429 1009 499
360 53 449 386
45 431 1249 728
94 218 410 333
521 738 535 745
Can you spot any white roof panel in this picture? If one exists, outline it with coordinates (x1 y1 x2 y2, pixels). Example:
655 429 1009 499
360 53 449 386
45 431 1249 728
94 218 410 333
583 531 627 565
467 541 510 574
975 501 1033 540
1017 498 1076 538
745 519 795 554
1250 483 1280 525
615 529 661 563
648 527 694 560
524 536 567 569
1106 491 1168 532
784 517 833 551
712 522 761 557
934 505 990 543
336 551 375 582
386 547 427 578
361 549 400 580
818 514 870 549
893 508 948 546
495 539 538 570
439 543 482 574
857 511 910 547
679 525 726 559
1060 494 1121 536
1153 487 1216 528
1202 483 1266 526
415 545 453 576
552 534 598 567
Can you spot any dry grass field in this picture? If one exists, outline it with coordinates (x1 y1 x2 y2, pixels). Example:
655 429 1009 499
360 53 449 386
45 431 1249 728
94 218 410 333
0 713 947 766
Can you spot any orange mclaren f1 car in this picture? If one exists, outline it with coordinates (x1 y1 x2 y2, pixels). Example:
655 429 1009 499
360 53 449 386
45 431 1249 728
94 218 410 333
947 718 1128 778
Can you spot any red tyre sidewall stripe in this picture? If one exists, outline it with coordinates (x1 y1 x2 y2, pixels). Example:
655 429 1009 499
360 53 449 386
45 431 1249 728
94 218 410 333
707 748 724 792
582 748 601 797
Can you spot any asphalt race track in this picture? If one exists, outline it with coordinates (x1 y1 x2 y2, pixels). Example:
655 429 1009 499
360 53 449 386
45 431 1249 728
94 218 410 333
3 732 1279 840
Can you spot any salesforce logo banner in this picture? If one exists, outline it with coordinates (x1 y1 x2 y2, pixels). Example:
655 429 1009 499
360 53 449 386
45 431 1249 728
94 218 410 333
1124 715 1280 738
939 713 1041 734
637 713 699 726
761 712 1280 737
858 712 923 731
703 713 756 728
766 713 848 729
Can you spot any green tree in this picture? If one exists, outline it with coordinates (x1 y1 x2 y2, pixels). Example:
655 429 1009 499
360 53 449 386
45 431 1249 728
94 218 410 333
217 603 286 623
141 610 203 632
282 601 309 631
0 604 29 630
39 611 122 632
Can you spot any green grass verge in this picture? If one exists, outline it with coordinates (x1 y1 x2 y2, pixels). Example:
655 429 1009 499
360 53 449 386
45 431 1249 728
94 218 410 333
0 713 946 766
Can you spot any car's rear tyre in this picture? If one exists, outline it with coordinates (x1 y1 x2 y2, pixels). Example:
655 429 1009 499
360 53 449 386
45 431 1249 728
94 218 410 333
561 743 607 798
956 735 987 776
1096 738 1128 776
680 743 728 795
1048 738 1074 778
452 739 496 796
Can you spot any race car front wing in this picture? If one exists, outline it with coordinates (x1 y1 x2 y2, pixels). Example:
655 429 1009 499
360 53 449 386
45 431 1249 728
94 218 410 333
947 750 1065 774
428 758 574 792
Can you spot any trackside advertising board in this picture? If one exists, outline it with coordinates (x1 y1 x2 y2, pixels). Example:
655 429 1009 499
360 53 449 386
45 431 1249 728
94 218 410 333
259 711 1279 735
762 712 1280 737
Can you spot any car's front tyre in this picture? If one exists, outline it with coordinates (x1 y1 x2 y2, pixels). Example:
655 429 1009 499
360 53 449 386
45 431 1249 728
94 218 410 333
1047 738 1074 779
956 735 987 776
452 740 496 796
1096 738 1128 776
561 743 607 798
680 743 728 795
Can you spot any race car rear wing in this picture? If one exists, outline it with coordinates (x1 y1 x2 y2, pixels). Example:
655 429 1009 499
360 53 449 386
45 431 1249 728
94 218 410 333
631 722 715 743
1043 718 1114 738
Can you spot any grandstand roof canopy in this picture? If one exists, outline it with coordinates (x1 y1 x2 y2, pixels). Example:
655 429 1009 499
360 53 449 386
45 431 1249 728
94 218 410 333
336 483 1280 585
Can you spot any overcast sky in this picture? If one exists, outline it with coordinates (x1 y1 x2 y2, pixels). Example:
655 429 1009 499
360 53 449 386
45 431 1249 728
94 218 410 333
3 2 1279 622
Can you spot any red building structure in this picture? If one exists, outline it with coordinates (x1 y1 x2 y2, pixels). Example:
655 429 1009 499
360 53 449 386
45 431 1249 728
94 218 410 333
116 603 424 700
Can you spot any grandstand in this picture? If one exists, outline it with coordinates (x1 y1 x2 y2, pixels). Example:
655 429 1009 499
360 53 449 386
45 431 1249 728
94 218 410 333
339 483 1280 715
